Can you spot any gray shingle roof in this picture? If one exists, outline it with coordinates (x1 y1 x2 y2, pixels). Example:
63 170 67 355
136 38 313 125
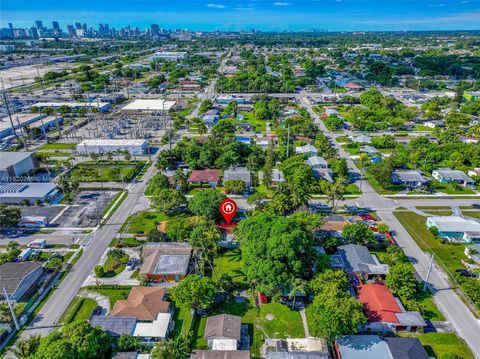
383 337 429 359
338 244 389 275
90 315 136 337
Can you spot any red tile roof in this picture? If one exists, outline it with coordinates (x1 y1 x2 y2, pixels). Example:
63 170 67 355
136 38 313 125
357 283 401 323
188 169 220 183
345 83 363 89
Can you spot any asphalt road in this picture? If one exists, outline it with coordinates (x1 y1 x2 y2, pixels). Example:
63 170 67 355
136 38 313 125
301 95 480 359
10 80 480 358
18 148 162 339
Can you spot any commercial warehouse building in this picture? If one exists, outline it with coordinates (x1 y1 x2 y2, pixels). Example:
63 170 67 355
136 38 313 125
0 182 61 204
0 152 38 182
121 99 176 114
0 113 61 139
76 139 148 155
150 51 187 60
32 101 110 112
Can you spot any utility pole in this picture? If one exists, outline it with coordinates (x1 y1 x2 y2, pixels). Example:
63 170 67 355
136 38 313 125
3 287 20 330
1 79 20 141
423 253 435 292
286 123 291 159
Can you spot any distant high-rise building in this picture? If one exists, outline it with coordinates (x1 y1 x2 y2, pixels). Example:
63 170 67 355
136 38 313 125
34 20 43 29
75 22 82 30
151 24 160 37
29 27 39 37
52 21 60 30
8 23 13 29
67 24 76 37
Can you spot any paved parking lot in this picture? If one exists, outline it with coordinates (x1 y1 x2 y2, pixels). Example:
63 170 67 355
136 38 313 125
20 205 65 223
54 191 119 228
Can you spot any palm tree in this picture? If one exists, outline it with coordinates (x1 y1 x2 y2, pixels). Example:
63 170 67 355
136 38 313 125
197 123 207 135
152 334 191 359
13 334 41 358
289 278 305 309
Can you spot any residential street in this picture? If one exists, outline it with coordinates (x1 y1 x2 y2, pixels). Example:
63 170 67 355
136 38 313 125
9 84 480 359
301 95 480 359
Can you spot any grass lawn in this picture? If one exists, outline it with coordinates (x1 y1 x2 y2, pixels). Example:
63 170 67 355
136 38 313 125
59 297 98 324
38 143 77 150
393 210 480 312
213 248 248 285
84 285 132 307
417 333 475 359
121 210 169 234
239 112 267 132
70 164 138 182
416 206 453 216
192 298 304 357
364 172 405 195
345 184 361 195
342 144 360 155
170 303 194 339
461 210 480 219
335 135 349 143
393 210 468 276
432 181 475 195
37 151 72 157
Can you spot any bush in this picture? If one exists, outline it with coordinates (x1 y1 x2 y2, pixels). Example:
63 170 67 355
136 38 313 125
94 265 104 277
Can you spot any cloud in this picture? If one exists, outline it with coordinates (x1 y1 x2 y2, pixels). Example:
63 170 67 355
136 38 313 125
429 3 446 7
206 3 226 8
460 0 469 3
273 2 292 6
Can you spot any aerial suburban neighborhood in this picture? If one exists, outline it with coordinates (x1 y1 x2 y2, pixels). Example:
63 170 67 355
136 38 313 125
0 3 480 359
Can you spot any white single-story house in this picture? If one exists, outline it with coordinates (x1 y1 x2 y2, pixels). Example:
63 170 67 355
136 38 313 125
295 144 318 157
432 168 475 188
426 216 480 243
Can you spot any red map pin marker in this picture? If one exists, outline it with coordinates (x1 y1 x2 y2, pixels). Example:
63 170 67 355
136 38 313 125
219 199 237 224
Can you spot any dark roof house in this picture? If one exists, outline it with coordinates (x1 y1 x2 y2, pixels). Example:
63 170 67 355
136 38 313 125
90 315 137 338
383 337 429 359
337 244 389 277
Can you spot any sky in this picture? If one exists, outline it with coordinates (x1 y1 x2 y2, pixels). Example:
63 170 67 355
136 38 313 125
2 0 480 32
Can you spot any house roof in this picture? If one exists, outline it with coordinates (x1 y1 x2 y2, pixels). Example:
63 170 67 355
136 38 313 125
205 314 241 340
111 286 170 321
338 244 389 275
336 335 393 359
90 315 136 337
295 145 318 154
433 168 474 183
357 283 402 323
360 145 378 154
140 242 192 276
188 169 220 183
190 350 250 359
427 216 480 233
0 262 43 295
267 338 330 359
133 312 172 338
224 167 251 183
383 337 429 359
392 170 428 183
267 354 327 359
306 156 327 167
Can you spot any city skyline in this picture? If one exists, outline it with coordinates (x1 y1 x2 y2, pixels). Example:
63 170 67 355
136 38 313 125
2 0 480 31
